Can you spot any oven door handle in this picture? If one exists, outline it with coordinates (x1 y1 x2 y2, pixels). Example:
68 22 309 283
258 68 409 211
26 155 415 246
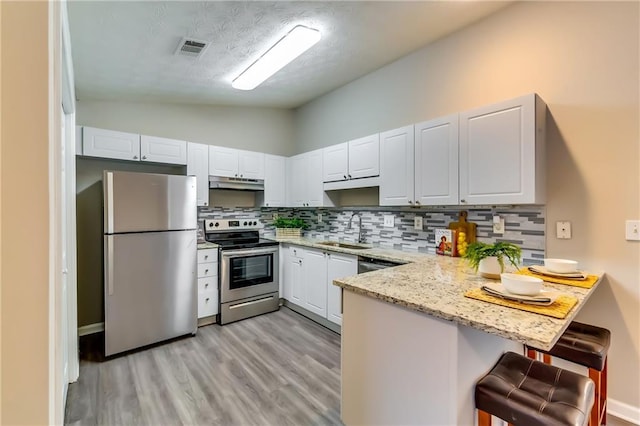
221 247 279 258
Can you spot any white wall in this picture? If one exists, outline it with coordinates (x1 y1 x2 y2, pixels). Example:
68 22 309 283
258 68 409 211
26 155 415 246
294 1 640 416
1 1 51 423
76 100 296 156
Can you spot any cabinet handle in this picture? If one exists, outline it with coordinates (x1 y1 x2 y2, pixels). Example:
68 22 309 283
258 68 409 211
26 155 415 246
205 269 209 274
266 203 269 206
204 255 208 259
205 283 209 288
408 200 413 204
460 199 466 203
299 259 302 264
343 175 347 180
240 174 243 177
235 174 238 177
142 155 147 160
206 297 210 302
204 202 208 206
133 155 138 159
415 200 420 205
348 174 352 179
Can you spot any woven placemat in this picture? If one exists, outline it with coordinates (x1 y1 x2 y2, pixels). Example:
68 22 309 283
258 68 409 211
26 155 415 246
516 268 598 289
464 288 578 319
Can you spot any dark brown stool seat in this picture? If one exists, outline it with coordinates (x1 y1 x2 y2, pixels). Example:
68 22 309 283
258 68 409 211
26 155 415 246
526 322 610 425
476 351 594 426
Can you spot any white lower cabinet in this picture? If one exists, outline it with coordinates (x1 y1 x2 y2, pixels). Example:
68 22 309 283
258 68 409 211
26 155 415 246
302 248 328 318
282 244 357 328
197 248 218 319
326 252 357 326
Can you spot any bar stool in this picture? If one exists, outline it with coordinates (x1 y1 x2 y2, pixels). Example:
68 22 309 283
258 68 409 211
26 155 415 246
526 322 611 426
475 351 594 426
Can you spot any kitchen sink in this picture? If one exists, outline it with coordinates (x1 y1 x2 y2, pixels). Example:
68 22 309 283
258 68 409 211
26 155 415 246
317 241 372 250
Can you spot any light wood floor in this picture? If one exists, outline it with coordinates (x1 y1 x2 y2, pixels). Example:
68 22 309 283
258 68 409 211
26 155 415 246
65 307 343 426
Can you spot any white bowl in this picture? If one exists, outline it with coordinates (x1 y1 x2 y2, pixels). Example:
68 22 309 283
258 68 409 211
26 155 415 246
500 273 543 296
544 258 578 273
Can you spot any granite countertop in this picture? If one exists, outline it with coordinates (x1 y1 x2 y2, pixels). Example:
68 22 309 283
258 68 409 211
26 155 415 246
197 241 219 250
272 237 602 351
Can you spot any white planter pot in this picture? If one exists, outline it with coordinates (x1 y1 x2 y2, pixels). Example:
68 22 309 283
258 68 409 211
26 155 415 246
478 256 502 279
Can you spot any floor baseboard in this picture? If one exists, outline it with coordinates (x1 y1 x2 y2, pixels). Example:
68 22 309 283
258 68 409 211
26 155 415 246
609 398 640 425
78 322 104 336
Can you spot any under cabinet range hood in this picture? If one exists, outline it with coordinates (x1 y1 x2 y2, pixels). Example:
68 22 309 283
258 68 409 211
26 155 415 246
209 175 264 191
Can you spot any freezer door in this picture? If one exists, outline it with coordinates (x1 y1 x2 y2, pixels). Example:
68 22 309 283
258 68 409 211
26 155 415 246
104 171 197 234
104 230 197 356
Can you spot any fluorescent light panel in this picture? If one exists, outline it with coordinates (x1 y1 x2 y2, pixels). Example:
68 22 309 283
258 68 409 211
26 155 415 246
232 25 321 90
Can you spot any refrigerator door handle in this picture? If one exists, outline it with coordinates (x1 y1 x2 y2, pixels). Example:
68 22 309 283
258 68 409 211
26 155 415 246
105 171 114 234
106 235 114 296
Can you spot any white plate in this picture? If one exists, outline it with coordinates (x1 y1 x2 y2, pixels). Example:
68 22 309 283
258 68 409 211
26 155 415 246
529 265 586 280
481 282 561 306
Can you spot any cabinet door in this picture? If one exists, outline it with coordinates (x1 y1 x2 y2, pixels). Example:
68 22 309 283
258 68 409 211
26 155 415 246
263 154 286 207
414 115 459 206
82 127 140 161
209 146 239 177
306 149 326 207
288 154 307 207
289 254 304 307
238 150 265 180
140 135 187 165
348 134 380 179
459 94 544 205
379 125 414 206
323 142 349 182
302 248 328 317
326 252 357 326
187 142 210 207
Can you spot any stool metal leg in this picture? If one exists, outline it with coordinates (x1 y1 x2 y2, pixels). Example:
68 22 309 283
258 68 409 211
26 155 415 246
589 367 600 426
602 358 608 424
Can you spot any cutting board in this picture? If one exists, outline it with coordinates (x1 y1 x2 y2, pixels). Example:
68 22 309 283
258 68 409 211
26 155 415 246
448 211 477 243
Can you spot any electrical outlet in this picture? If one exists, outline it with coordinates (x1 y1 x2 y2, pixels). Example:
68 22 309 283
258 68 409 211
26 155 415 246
383 215 395 227
318 213 323 223
414 216 423 230
625 220 640 241
493 215 505 234
272 213 279 220
556 221 572 239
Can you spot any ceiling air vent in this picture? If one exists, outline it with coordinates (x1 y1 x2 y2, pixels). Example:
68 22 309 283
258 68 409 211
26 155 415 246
174 37 209 58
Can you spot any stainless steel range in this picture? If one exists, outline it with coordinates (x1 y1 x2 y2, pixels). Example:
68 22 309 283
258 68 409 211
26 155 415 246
204 219 279 325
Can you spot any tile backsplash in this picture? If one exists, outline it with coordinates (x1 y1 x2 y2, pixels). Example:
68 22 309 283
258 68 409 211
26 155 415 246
198 205 545 265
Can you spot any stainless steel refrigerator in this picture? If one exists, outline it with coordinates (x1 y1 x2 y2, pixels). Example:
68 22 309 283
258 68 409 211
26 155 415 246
103 171 198 356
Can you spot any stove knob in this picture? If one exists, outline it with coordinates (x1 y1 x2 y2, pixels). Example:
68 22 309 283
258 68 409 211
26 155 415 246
214 222 219 227
253 221 258 226
208 222 213 228
243 221 248 226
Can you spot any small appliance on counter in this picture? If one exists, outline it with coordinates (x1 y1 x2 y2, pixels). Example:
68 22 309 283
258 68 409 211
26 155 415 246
204 219 279 325
103 171 198 356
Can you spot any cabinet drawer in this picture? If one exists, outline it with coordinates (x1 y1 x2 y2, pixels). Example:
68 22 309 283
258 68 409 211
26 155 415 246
289 246 303 259
198 277 218 293
198 290 218 318
197 262 217 278
197 249 218 264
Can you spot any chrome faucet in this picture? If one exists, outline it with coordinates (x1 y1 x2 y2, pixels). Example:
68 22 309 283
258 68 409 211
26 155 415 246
348 212 364 243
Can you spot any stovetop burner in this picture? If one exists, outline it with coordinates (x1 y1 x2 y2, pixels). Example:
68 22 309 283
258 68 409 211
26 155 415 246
204 219 278 250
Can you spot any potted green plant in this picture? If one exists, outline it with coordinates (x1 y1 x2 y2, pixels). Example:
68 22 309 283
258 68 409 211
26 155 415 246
463 241 522 279
273 217 308 238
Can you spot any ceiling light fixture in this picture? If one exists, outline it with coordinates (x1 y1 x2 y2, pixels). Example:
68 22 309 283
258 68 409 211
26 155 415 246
231 25 321 91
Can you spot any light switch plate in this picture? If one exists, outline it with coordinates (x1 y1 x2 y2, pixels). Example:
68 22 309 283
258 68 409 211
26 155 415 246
272 213 279 220
318 213 323 223
625 220 640 241
414 216 423 230
384 215 395 227
556 221 571 239
493 216 504 234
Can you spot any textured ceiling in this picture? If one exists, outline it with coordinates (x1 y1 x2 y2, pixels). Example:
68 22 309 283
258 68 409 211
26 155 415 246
68 1 512 109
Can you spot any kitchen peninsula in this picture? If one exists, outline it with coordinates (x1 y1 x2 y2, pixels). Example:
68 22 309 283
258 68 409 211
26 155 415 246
329 251 602 426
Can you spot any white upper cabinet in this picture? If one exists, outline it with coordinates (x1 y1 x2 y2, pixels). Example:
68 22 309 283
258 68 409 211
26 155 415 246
414 114 459 206
238 149 265 180
348 134 379 179
261 154 286 207
459 93 546 205
208 146 238 177
323 142 349 182
82 127 140 161
209 146 264 179
287 150 333 207
140 135 187 165
187 142 209 207
322 134 379 183
379 125 415 206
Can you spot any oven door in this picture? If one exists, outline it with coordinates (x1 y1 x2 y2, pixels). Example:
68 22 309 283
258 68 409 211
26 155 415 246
220 246 279 303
